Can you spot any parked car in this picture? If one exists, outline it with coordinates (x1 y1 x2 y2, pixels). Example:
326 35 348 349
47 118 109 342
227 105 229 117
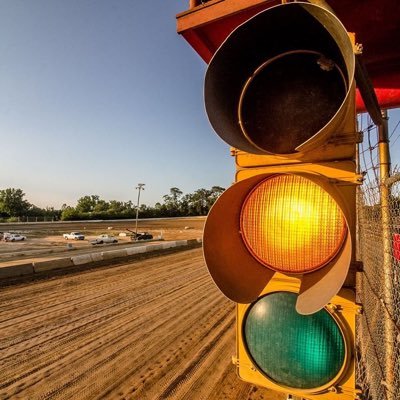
131 232 153 241
2 232 11 240
4 233 27 242
63 232 85 240
91 234 118 245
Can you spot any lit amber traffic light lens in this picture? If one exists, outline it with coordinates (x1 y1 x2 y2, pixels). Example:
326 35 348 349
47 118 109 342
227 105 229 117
240 175 347 273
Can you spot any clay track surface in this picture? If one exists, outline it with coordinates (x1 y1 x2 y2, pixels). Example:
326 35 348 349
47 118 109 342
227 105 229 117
0 248 284 400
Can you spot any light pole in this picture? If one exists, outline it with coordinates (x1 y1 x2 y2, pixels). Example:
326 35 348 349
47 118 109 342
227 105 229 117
135 183 145 240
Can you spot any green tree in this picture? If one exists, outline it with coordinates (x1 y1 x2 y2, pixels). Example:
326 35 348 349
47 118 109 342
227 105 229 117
0 188 31 217
108 200 126 215
26 205 44 217
208 186 225 208
76 195 100 213
163 187 182 206
93 200 109 212
191 188 210 215
163 187 183 216
60 206 79 221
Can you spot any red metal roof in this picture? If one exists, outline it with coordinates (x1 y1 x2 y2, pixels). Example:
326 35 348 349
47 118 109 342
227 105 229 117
177 0 400 111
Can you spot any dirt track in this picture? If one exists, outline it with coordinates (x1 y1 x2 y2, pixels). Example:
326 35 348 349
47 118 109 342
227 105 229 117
0 248 285 400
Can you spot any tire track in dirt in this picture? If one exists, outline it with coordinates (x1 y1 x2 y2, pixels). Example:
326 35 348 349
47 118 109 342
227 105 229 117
1 271 212 391
0 248 285 400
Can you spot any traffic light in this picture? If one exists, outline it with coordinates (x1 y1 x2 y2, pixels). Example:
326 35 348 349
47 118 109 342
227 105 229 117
202 2 360 399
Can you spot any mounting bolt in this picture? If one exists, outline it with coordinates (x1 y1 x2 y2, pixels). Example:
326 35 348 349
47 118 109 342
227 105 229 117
328 386 338 393
355 43 363 55
327 303 338 313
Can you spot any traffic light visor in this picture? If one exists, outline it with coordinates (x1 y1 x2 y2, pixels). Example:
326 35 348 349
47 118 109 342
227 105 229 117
204 2 355 155
240 175 347 274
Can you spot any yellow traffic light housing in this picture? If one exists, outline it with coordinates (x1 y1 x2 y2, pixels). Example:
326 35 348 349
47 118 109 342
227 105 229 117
182 1 361 398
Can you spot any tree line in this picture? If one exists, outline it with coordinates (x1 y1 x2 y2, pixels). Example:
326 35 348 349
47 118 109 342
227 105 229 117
0 186 225 222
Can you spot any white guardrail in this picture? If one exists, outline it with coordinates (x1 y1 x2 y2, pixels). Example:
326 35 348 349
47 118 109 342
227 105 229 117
0 239 202 280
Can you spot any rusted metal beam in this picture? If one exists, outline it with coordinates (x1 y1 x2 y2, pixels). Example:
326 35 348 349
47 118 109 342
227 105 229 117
356 53 384 125
378 110 394 400
177 0 278 34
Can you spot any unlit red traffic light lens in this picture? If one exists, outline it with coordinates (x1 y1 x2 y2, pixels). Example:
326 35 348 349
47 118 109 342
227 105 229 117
239 51 347 154
240 174 346 274
244 291 346 389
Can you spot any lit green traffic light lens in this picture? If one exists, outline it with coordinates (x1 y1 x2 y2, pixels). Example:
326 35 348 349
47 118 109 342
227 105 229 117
244 292 346 389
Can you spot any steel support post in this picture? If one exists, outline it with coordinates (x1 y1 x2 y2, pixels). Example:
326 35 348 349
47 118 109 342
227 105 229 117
378 110 394 400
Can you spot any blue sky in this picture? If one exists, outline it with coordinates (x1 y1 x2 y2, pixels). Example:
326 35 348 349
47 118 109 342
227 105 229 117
0 1 399 209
